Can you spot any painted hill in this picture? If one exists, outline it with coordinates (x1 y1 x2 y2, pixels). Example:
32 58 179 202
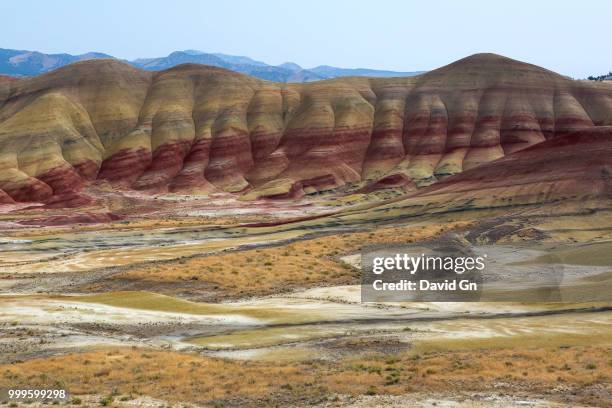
391 126 612 214
0 48 423 82
0 53 611 206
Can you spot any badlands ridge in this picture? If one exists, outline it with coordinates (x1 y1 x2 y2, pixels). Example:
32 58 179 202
0 53 611 206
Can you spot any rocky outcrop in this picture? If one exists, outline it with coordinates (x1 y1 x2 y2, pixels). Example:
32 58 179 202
0 54 611 205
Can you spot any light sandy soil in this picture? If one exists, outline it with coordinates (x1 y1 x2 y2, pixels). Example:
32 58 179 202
1 288 609 365
310 394 589 407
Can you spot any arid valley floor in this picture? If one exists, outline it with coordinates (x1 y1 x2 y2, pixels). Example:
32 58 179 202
1 185 611 407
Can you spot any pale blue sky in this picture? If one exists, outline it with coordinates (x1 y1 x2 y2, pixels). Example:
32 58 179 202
1 0 610 77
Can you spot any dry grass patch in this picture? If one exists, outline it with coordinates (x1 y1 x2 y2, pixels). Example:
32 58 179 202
0 348 316 405
111 222 468 299
0 345 609 406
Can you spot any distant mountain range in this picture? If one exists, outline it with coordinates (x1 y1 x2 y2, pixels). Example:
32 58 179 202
0 48 424 82
0 49 114 77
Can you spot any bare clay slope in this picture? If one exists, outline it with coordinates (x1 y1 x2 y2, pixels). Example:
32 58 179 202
366 126 612 222
0 53 611 205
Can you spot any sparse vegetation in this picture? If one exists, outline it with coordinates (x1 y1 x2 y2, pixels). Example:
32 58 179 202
103 222 464 299
0 346 608 406
587 71 612 81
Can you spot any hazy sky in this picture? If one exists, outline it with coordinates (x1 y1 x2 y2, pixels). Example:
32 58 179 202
1 0 610 78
